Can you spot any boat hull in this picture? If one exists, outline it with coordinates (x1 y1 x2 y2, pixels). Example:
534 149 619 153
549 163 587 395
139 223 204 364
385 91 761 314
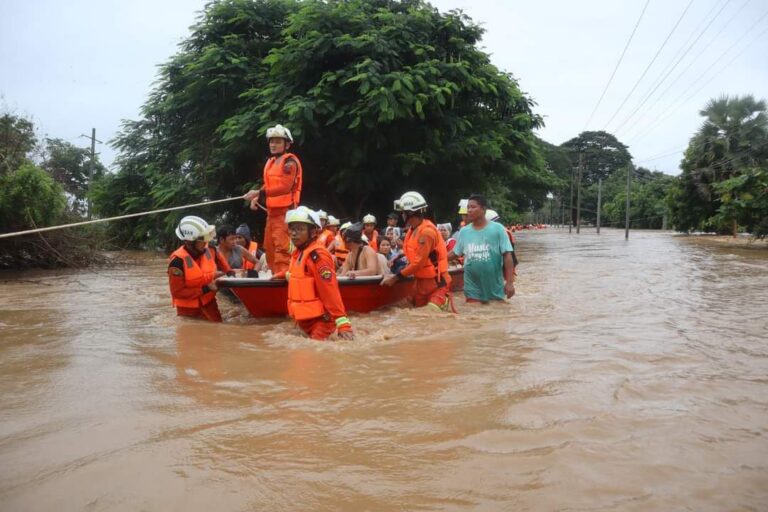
219 268 463 318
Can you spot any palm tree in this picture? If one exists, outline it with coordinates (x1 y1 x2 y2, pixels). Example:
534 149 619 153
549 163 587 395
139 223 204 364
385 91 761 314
684 95 768 235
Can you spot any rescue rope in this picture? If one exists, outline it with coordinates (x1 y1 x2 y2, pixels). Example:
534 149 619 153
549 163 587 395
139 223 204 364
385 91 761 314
0 196 248 239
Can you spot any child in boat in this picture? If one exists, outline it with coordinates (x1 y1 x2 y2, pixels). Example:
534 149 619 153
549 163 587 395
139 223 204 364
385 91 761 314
274 207 354 340
338 222 380 279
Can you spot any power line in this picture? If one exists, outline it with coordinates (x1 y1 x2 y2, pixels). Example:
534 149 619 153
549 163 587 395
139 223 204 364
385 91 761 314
602 0 695 130
627 10 768 145
583 0 651 131
612 0 733 135
621 0 751 139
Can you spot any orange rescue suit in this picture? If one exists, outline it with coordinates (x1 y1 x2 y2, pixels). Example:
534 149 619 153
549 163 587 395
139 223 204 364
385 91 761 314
262 152 302 274
317 228 335 249
333 233 349 266
401 219 452 309
168 245 222 322
287 240 352 340
365 229 379 252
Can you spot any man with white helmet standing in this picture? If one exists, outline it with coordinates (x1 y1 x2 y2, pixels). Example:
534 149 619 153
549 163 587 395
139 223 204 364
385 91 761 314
381 191 453 312
278 206 354 340
168 215 224 322
244 124 302 275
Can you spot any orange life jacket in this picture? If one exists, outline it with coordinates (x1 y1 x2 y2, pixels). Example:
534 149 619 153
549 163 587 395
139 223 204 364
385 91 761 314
287 240 327 321
169 246 217 308
365 229 378 251
334 234 349 264
317 228 334 249
263 152 302 209
404 220 449 280
243 241 259 270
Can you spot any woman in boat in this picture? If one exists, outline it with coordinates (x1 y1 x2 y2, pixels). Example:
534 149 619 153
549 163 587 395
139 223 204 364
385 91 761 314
378 236 405 274
437 223 456 252
338 222 380 279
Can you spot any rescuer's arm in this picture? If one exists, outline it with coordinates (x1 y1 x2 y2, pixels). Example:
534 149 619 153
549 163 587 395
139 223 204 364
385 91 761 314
309 250 353 339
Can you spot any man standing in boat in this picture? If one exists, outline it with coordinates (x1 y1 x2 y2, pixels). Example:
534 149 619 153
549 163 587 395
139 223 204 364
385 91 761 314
275 206 354 341
168 216 224 322
244 124 302 276
381 191 453 312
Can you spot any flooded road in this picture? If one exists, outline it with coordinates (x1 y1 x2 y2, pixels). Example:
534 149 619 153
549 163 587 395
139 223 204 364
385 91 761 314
1 229 767 511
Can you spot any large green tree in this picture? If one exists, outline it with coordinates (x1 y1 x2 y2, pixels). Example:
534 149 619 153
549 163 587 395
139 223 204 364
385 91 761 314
42 138 106 212
97 0 554 248
668 95 768 234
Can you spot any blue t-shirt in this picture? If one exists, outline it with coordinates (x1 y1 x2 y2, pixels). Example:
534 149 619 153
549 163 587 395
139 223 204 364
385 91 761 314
453 222 513 301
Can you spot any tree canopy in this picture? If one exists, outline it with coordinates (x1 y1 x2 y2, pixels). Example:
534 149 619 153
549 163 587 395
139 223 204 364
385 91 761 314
96 0 556 248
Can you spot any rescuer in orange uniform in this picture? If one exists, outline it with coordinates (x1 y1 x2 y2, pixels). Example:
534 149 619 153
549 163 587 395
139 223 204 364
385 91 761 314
168 215 224 322
381 191 453 311
273 206 354 341
316 210 336 249
362 214 379 251
244 124 302 275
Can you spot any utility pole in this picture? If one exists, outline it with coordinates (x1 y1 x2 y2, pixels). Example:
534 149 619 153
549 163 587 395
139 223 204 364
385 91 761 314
576 151 583 234
560 195 565 228
88 128 96 219
596 178 602 234
569 166 574 234
625 164 632 240
80 128 102 219
662 213 667 231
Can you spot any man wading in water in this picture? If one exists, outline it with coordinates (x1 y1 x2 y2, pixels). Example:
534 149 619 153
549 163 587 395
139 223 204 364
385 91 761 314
449 194 515 303
274 206 354 341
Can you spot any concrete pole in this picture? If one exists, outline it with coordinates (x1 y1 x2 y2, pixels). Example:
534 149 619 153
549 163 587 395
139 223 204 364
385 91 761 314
596 178 602 234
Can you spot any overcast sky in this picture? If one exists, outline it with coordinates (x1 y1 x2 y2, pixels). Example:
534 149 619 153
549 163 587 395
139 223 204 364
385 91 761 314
1 0 766 175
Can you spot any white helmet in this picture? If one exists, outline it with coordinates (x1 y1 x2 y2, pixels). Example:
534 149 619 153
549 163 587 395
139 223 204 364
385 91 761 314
327 215 340 227
394 191 428 212
285 206 321 228
485 209 501 222
340 221 352 231
266 124 293 143
458 199 469 215
316 209 328 220
362 213 376 224
176 215 215 242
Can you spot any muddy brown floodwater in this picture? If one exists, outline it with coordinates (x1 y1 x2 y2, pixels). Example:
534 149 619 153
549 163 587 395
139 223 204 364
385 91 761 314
1 229 767 511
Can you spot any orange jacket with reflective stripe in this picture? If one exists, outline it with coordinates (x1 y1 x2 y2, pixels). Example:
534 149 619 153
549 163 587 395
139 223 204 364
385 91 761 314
263 153 302 209
169 246 217 308
287 241 347 321
402 219 450 282
243 241 259 270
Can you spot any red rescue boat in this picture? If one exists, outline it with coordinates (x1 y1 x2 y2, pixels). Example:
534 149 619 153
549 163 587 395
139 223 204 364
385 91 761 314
218 268 464 318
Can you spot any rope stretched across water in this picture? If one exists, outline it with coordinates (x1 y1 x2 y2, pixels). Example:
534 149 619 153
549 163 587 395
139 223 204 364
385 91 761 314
0 196 248 239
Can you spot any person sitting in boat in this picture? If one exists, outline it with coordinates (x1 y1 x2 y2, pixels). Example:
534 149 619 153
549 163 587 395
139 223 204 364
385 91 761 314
362 214 379 251
338 222 380 279
235 223 265 275
377 236 405 275
274 206 353 340
329 221 351 269
217 224 259 274
381 212 399 236
384 225 401 243
168 216 225 322
437 223 456 252
381 191 453 312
